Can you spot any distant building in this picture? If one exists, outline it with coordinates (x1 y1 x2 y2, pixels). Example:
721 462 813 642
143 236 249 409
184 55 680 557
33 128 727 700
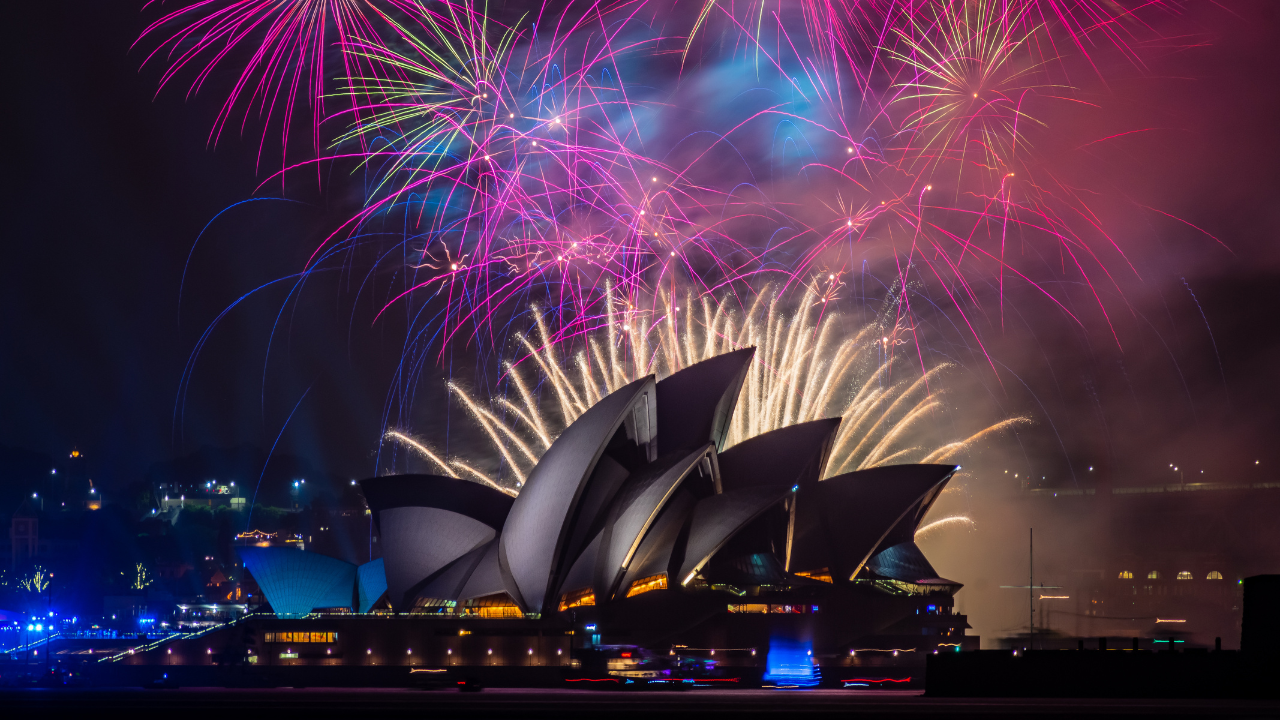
1021 480 1280 647
236 530 305 551
157 481 246 511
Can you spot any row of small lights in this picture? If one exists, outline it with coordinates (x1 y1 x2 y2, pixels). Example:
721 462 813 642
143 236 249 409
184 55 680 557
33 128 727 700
178 646 567 660
1006 460 1263 482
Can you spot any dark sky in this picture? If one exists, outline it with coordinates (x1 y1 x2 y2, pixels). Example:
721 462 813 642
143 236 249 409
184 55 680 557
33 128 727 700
1 0 1277 493
0 0 411 485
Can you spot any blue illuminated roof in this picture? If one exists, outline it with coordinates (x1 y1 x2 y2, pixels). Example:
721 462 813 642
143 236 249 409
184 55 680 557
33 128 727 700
356 558 387 613
238 547 355 618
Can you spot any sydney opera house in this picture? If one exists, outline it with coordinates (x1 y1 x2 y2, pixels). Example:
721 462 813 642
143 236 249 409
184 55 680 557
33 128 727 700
121 350 973 676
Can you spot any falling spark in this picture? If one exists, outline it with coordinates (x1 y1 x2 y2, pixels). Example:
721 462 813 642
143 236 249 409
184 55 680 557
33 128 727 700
916 516 977 540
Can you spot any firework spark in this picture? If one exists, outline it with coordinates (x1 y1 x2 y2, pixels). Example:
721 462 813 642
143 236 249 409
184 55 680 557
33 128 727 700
136 0 403 169
916 515 976 540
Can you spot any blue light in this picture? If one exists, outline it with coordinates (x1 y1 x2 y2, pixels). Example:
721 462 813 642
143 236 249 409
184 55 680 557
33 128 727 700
763 639 818 687
791 485 799 492
927 605 937 612
585 624 597 631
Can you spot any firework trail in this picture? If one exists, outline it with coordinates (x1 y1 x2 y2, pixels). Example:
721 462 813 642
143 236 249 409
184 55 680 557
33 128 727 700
136 0 417 170
915 515 976 540
388 284 1029 493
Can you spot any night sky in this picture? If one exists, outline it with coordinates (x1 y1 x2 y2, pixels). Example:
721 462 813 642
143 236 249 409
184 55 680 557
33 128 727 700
1 0 1278 498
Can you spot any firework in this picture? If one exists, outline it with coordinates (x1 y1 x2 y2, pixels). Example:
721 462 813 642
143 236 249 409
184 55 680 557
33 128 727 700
136 0 408 169
915 515 976 540
141 0 1162 373
884 0 1050 177
390 284 1029 492
143 0 1198 488
285 0 1177 391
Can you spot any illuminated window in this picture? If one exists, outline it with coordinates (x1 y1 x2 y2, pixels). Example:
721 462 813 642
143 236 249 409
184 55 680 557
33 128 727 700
264 632 336 643
475 606 521 618
727 603 813 614
558 588 596 611
625 573 668 598
463 593 523 618
1207 571 1224 580
796 568 834 584
1147 571 1160 580
1118 571 1133 579
1177 571 1193 580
